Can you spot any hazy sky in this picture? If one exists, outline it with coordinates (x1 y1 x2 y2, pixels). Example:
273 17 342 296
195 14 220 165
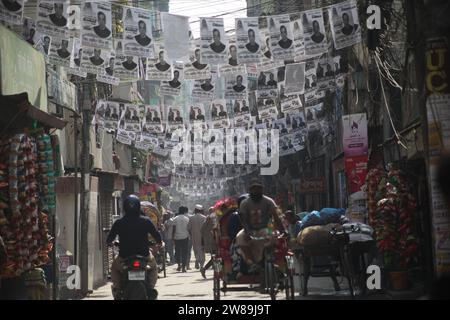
168 0 248 38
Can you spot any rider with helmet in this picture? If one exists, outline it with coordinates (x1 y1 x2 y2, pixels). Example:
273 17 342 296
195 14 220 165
107 195 163 298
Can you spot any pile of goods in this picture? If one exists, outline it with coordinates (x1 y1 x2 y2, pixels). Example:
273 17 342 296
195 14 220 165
365 166 385 238
0 134 53 278
374 164 418 270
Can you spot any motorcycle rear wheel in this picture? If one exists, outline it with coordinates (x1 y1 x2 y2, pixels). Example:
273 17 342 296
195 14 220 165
123 281 148 300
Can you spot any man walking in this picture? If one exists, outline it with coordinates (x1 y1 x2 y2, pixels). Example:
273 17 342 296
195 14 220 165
163 212 175 265
188 205 207 269
172 207 190 272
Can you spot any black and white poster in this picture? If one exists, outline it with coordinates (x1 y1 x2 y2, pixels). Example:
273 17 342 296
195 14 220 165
0 0 24 25
210 99 229 129
329 0 361 50
305 102 325 132
81 1 113 50
122 6 154 58
146 44 172 81
225 72 248 100
121 103 142 134
184 39 211 80
257 17 285 72
268 14 295 61
235 17 261 64
36 0 69 38
80 46 108 75
114 54 140 80
279 82 303 114
48 36 73 67
257 68 281 99
302 8 328 57
219 36 246 76
315 53 336 93
192 78 215 101
142 105 164 136
68 38 87 78
102 101 120 131
289 110 307 131
272 117 290 135
188 104 207 130
97 51 120 86
161 13 190 61
200 17 228 65
160 62 183 96
256 92 278 121
279 133 296 156
166 105 185 131
94 100 107 128
291 15 306 61
285 62 305 95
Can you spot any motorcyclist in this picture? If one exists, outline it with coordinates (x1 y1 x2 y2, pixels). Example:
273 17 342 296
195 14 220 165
106 195 163 299
236 180 287 269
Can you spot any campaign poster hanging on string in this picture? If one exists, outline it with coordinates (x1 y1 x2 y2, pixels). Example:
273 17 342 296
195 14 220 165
94 100 108 128
97 51 120 86
329 0 361 50
192 78 215 101
285 62 305 95
290 14 306 61
0 0 24 25
166 105 185 131
122 6 154 58
48 36 73 67
273 117 290 136
256 92 278 121
257 16 285 72
257 68 281 99
80 46 109 75
36 0 69 38
121 104 142 134
102 101 120 131
219 36 246 76
235 17 261 64
188 104 207 130
160 62 184 96
302 8 328 57
142 105 164 135
278 82 303 114
200 17 228 65
146 44 172 81
114 54 140 80
68 38 87 78
210 99 230 129
225 72 248 100
184 39 211 80
288 109 307 132
268 14 295 61
81 1 113 50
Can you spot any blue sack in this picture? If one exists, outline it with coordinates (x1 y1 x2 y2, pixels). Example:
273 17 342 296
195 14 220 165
319 208 346 224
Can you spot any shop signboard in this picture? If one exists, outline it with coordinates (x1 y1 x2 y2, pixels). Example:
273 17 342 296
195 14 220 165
298 178 325 194
345 155 368 194
0 25 48 111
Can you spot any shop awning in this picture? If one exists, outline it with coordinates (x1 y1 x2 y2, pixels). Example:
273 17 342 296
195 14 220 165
0 93 67 131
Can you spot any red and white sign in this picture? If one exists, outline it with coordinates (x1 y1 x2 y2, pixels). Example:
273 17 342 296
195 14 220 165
345 155 368 194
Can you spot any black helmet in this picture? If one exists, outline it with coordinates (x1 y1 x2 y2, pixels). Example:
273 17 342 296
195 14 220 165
123 194 141 215
238 193 249 207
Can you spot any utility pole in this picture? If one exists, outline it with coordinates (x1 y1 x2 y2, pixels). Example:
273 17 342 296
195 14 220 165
79 77 95 295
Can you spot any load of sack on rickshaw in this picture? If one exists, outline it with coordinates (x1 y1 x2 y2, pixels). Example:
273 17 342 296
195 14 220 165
288 208 374 249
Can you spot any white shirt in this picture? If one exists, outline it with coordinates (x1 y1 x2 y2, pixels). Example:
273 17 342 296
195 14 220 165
172 214 190 240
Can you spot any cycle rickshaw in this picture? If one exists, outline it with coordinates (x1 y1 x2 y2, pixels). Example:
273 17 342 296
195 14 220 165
141 201 166 278
211 197 296 300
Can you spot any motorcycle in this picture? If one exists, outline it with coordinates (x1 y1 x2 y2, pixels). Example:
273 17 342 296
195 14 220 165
112 241 158 300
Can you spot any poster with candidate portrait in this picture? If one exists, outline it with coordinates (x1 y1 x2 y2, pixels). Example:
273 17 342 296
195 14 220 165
268 14 295 61
97 51 120 86
256 92 278 121
233 112 252 129
235 17 261 64
114 54 140 80
272 117 290 136
257 68 281 99
80 46 109 75
121 104 142 134
278 83 303 114
219 36 246 76
36 0 69 38
225 72 248 100
257 17 285 72
101 101 121 131
305 102 325 132
290 14 306 61
67 38 87 78
279 133 296 157
0 0 24 25
285 62 305 95
188 104 207 130
290 128 307 151
146 44 172 81
122 6 154 58
166 105 185 131
192 78 215 101
288 110 308 132
160 62 183 96
315 53 336 93
48 36 73 67
200 17 228 65
329 0 361 50
142 105 164 135
210 99 230 129
184 39 211 80
94 100 108 128
81 2 113 50
302 8 328 57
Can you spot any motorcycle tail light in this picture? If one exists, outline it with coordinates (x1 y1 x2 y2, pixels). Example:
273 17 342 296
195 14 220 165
132 261 141 268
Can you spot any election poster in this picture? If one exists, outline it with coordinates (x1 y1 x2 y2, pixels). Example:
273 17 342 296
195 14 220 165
257 17 285 72
160 62 184 96
146 44 172 81
302 8 328 57
122 6 154 58
192 78 215 101
200 17 228 65
210 99 230 129
48 36 73 67
166 105 185 131
291 14 306 61
268 14 295 61
279 82 303 114
81 1 113 50
219 36 246 76
188 104 207 130
288 110 307 132
0 0 24 25
256 92 278 121
329 0 362 50
225 72 248 100
80 46 109 75
285 62 305 95
68 38 87 78
97 51 120 86
120 104 142 135
235 17 261 64
142 105 164 135
101 101 120 131
36 0 69 38
257 68 281 99
184 39 211 80
114 54 140 80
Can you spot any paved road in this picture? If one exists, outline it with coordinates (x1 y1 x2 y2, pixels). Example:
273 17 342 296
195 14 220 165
85 255 369 300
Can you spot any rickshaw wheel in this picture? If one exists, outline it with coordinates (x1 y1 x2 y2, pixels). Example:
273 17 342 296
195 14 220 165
213 274 221 300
